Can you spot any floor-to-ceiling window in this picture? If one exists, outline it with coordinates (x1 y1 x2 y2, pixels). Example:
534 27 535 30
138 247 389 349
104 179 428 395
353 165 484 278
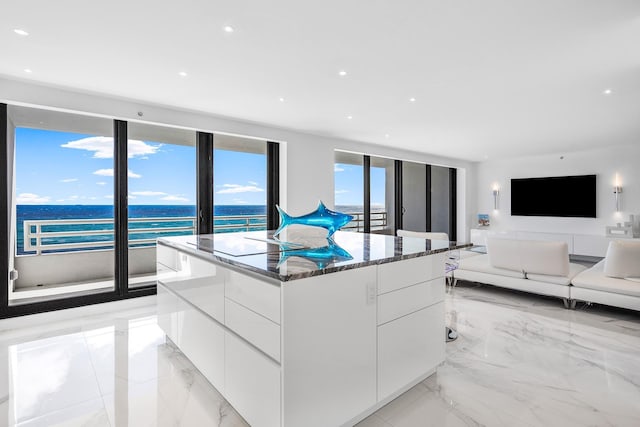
127 123 196 288
334 151 364 231
334 149 457 238
213 135 267 233
0 105 280 318
10 106 116 302
370 156 395 234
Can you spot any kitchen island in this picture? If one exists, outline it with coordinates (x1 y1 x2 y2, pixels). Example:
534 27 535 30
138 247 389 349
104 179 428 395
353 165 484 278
156 230 470 427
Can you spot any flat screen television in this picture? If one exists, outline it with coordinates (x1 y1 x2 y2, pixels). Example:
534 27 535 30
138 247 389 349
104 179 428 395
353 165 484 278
511 175 596 218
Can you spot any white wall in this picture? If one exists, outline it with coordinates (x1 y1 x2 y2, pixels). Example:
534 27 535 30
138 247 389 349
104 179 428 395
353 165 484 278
0 77 475 241
475 143 640 236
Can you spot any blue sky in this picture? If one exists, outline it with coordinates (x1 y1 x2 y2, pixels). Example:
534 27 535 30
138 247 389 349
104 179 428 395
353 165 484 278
15 128 267 205
335 163 386 207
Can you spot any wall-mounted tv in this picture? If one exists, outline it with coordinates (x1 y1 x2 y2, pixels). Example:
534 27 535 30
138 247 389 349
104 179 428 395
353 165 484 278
511 175 596 218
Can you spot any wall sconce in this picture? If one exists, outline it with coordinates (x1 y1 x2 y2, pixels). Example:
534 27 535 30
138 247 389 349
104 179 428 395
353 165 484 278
614 173 623 212
492 184 500 210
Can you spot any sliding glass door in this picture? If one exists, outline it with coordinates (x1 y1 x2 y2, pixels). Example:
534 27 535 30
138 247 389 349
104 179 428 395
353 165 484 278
127 123 196 288
401 161 428 232
213 135 267 233
9 106 116 303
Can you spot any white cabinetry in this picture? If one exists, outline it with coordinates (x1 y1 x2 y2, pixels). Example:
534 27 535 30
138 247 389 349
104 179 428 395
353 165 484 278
281 266 377 427
378 303 444 399
225 332 281 427
376 253 445 401
156 243 447 427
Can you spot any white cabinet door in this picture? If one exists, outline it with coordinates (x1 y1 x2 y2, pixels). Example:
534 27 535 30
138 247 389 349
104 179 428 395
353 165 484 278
282 266 377 427
177 300 225 393
377 302 445 400
225 332 281 427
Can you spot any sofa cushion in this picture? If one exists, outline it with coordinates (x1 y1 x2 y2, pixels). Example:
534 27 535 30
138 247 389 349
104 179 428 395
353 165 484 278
520 240 570 277
527 263 587 286
572 261 640 297
486 239 521 272
487 238 570 277
457 254 524 279
603 240 640 279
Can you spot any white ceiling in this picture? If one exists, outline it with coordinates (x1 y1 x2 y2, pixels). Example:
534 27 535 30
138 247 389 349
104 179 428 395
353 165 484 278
2 0 640 161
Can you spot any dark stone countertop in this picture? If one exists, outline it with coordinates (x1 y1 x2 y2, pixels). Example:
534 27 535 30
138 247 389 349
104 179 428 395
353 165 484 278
158 230 472 283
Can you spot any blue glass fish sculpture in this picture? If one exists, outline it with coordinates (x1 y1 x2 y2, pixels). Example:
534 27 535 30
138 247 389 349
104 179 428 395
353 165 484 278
274 201 354 238
278 239 353 269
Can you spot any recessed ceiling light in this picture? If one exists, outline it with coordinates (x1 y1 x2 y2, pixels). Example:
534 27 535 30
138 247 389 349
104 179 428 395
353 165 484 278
279 97 285 102
409 97 416 102
338 70 347 77
14 29 29 36
223 25 234 33
385 134 390 139
178 71 188 77
603 89 612 95
347 115 353 120
24 68 32 73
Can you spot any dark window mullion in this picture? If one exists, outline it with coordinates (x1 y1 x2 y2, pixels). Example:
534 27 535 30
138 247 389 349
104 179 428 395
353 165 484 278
114 120 128 296
196 132 214 235
449 168 457 241
0 104 8 313
267 142 280 230
426 164 432 232
394 160 403 233
363 155 371 233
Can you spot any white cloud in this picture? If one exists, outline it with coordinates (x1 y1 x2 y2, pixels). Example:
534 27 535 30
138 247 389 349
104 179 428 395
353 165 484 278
131 191 167 196
232 198 249 205
335 189 349 194
94 169 114 177
17 193 51 204
61 137 160 158
56 199 65 202
334 164 345 172
96 181 107 186
248 181 258 186
216 184 264 194
93 169 141 178
161 195 189 202
128 195 137 199
60 178 78 183
68 195 79 200
104 195 114 199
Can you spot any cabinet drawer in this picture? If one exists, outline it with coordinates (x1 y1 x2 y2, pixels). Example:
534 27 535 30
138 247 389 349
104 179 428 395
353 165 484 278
157 244 177 271
378 253 445 294
377 278 444 325
225 332 281 427
377 302 445 400
226 271 280 324
157 283 179 344
177 299 225 393
225 298 281 362
161 252 225 323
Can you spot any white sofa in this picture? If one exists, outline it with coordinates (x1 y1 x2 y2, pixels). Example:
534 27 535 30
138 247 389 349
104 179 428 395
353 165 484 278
455 238 587 307
571 240 640 312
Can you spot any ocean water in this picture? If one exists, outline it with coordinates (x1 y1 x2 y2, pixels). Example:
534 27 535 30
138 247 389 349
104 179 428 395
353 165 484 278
17 205 267 255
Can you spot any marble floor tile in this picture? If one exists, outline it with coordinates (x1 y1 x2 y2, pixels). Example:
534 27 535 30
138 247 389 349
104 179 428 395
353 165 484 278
0 284 638 426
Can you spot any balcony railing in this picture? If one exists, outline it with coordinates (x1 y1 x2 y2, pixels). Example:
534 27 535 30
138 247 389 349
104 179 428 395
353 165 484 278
341 211 388 232
23 215 267 255
22 211 387 255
